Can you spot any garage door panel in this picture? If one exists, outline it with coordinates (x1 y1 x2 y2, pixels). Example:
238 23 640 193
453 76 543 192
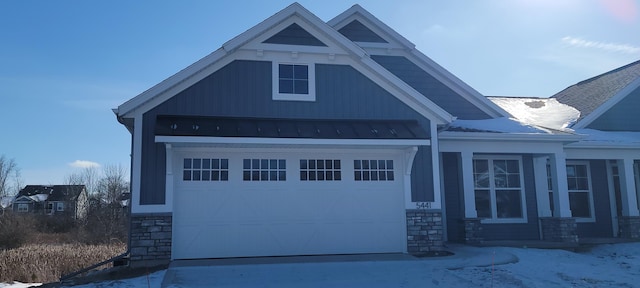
173 150 406 259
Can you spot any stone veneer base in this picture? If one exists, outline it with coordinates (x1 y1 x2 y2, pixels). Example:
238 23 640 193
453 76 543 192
618 216 640 239
540 217 578 243
406 210 444 254
129 213 172 265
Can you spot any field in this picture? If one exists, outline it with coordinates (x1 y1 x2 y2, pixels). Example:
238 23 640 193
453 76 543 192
0 241 126 283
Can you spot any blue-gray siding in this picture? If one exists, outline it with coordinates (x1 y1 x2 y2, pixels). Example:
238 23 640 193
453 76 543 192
443 153 540 242
263 23 326 46
588 87 640 131
371 55 492 120
576 160 614 237
140 60 434 204
442 152 464 242
337 20 387 43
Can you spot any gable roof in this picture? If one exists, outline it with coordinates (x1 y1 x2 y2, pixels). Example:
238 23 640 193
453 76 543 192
115 3 455 125
328 5 510 120
552 60 640 128
17 185 86 202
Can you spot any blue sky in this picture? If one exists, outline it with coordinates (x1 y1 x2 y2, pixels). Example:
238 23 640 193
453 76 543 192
1 0 639 186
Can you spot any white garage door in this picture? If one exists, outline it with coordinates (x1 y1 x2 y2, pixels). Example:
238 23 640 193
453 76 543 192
172 149 406 259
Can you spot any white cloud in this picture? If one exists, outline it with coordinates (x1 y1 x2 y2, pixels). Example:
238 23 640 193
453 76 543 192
69 160 101 169
561 36 640 54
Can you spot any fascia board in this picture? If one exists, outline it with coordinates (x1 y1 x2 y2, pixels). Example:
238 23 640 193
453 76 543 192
328 4 509 120
438 131 584 143
156 136 430 147
359 57 455 124
572 77 640 129
116 48 227 118
565 142 640 150
327 4 415 49
408 50 511 119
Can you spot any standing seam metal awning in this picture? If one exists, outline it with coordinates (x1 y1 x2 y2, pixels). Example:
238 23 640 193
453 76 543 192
155 115 429 140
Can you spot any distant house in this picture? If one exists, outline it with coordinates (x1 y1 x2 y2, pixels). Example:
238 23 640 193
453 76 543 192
12 185 89 219
113 3 640 265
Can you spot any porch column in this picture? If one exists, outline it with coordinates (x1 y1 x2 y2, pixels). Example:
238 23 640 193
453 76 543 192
619 158 639 217
549 152 572 217
460 151 477 218
533 155 552 217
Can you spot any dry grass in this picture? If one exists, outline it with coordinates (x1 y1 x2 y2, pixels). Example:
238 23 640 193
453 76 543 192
0 242 126 283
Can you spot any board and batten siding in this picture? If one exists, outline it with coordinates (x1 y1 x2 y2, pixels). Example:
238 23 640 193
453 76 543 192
337 20 388 43
576 160 614 237
587 87 640 131
139 60 434 205
371 55 492 120
442 152 465 242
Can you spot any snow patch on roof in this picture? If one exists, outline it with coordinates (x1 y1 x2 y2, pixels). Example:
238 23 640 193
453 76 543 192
489 97 580 131
450 117 551 134
575 129 640 146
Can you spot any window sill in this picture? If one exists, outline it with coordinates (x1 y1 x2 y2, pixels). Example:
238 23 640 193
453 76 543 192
273 93 315 102
480 218 528 224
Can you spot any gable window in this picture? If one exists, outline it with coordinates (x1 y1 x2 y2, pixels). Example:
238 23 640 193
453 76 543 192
17 203 28 212
273 62 315 101
243 159 286 181
473 156 527 223
183 158 229 181
300 159 341 181
566 161 594 221
354 160 394 181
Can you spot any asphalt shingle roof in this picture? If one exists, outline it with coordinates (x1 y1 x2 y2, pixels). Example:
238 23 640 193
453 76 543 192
552 60 640 124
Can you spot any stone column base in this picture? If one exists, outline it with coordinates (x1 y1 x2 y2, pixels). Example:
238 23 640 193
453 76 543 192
406 210 444 254
540 217 578 243
618 216 640 238
462 218 483 244
129 213 172 265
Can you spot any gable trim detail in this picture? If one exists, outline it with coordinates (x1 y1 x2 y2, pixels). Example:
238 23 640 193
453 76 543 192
573 77 640 129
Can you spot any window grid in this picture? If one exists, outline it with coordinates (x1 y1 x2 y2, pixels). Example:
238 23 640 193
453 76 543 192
300 159 341 181
566 163 592 219
183 158 229 181
354 160 394 181
243 159 286 181
279 64 309 94
473 158 525 221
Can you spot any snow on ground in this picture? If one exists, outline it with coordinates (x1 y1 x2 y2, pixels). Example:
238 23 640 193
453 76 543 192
3 242 640 287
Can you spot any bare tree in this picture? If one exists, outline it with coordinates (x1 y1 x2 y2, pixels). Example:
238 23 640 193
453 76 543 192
0 155 19 197
97 164 128 204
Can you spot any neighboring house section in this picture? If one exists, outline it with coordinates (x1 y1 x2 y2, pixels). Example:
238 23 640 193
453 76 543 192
12 185 88 219
114 3 640 265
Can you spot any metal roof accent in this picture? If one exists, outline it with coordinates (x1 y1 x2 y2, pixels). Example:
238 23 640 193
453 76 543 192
155 115 429 140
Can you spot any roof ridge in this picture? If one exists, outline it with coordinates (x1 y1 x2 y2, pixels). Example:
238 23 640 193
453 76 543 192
574 59 640 86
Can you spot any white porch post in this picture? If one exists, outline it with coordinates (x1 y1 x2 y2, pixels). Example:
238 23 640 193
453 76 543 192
460 151 477 218
549 152 572 217
619 158 640 216
165 144 174 212
533 155 552 217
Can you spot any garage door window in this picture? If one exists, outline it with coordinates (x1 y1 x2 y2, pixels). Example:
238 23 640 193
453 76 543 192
183 158 229 181
354 160 394 181
243 159 286 181
300 159 341 181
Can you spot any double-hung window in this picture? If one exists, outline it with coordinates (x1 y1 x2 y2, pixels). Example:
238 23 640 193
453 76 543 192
566 161 594 221
273 63 315 101
473 156 527 223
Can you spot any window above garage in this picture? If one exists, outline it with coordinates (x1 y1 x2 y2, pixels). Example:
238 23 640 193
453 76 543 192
273 62 316 102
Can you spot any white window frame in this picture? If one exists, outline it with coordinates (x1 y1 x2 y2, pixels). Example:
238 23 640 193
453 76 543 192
566 161 595 223
272 62 316 102
473 155 528 224
17 203 29 212
56 202 64 212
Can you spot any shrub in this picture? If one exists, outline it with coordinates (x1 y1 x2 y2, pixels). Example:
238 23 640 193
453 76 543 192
0 213 34 250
